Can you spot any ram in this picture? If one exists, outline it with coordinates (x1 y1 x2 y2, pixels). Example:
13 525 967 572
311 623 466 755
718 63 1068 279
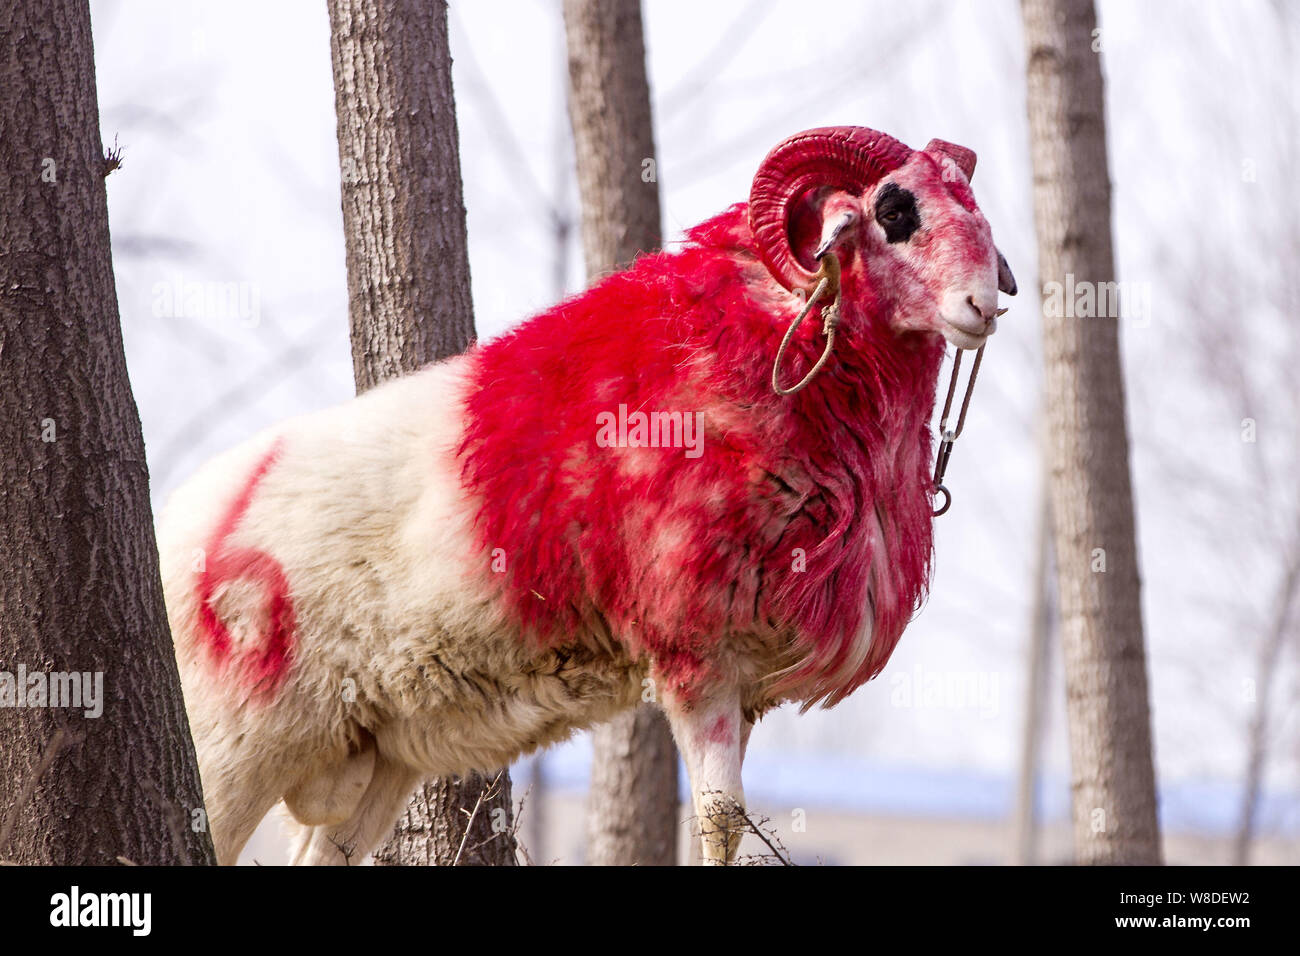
157 126 1015 865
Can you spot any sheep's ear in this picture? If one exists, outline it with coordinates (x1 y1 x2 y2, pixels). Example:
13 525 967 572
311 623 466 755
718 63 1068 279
787 187 856 275
997 250 1017 296
814 209 858 260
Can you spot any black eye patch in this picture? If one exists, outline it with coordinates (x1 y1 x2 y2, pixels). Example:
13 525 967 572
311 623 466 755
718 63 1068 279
874 183 921 243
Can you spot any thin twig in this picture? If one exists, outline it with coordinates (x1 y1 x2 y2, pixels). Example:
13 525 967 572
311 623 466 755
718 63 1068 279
736 812 794 866
510 782 535 866
328 833 358 866
697 789 795 866
452 769 504 866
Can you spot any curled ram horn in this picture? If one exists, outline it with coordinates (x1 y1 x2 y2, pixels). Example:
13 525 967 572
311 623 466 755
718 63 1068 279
924 138 977 181
748 126 913 293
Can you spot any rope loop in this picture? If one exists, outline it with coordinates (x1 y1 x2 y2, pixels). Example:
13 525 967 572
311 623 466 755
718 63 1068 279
771 254 842 397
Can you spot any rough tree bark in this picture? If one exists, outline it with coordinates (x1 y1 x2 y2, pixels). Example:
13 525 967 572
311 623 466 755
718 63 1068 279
563 0 680 866
327 0 516 866
1021 0 1162 864
0 0 216 865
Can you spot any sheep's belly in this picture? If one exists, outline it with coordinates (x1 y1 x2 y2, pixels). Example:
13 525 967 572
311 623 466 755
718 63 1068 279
370 640 645 775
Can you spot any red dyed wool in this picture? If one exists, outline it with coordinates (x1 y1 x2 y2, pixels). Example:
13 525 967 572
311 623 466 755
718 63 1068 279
459 204 944 710
197 438 297 694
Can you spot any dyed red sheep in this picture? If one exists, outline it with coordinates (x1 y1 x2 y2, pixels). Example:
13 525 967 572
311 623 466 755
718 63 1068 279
159 126 1015 865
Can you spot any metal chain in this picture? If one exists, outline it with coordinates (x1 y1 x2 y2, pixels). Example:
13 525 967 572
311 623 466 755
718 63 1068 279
931 344 985 517
769 252 990 519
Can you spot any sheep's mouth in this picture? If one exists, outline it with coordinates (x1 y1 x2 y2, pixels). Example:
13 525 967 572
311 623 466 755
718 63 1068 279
939 318 994 350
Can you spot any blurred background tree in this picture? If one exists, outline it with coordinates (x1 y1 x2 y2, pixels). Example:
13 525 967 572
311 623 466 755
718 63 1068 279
327 0 516 865
563 0 682 867
1021 0 1162 864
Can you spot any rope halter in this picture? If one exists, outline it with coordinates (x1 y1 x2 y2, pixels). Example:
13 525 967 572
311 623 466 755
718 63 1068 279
770 252 842 397
769 254 999 518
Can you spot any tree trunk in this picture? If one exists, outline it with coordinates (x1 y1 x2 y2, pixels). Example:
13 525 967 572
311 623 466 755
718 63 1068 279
1021 0 1162 864
585 702 680 865
1232 507 1300 865
372 771 514 867
1013 473 1054 865
563 0 680 866
564 0 663 277
327 0 516 866
0 0 215 866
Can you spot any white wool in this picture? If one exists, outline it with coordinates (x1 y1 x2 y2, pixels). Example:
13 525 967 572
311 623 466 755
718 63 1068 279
159 357 716 865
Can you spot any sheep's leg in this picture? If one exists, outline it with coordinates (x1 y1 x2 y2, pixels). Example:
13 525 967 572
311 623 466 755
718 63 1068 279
204 773 283 866
192 728 292 865
288 756 420 866
662 691 748 865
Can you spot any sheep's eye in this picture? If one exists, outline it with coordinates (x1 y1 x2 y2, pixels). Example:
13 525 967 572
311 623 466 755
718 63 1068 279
874 183 920 243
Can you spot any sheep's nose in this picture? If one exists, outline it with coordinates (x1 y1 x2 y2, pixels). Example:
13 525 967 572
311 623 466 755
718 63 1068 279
966 295 996 325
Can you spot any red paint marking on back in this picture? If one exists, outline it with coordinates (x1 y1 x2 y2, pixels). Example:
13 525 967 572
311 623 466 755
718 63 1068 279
197 438 295 694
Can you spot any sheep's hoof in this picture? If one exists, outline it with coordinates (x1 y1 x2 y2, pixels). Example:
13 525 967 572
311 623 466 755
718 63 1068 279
698 798 746 865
